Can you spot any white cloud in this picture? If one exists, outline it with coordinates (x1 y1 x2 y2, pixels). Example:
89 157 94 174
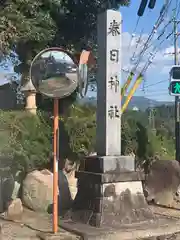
121 32 149 77
120 31 176 101
121 31 175 80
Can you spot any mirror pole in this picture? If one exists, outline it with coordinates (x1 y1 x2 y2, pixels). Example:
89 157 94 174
53 98 59 233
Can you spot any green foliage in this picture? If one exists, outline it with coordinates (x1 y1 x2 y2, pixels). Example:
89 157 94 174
123 110 148 127
64 103 96 159
36 90 78 115
0 0 56 56
63 104 175 169
0 0 131 82
121 115 138 155
0 0 129 54
0 110 51 175
0 102 175 176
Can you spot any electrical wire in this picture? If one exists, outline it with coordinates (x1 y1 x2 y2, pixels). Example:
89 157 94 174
124 0 172 79
138 27 174 93
136 14 172 54
130 29 144 63
133 0 173 72
140 79 168 89
141 91 169 96
121 30 172 99
142 32 173 73
128 10 155 67
127 19 140 58
127 4 154 63
126 12 172 79
128 1 176 107
122 25 173 101
122 0 174 103
131 21 172 68
143 92 169 97
176 0 180 17
135 15 174 79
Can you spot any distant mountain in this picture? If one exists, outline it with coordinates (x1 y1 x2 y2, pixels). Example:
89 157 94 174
122 96 173 111
78 96 173 111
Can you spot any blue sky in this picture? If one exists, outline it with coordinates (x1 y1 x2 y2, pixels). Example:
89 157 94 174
0 0 178 102
120 0 177 102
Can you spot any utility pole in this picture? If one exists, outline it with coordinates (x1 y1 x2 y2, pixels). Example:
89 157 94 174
173 12 180 162
148 99 156 132
167 11 180 161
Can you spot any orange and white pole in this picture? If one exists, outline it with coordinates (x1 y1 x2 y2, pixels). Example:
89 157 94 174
53 98 59 233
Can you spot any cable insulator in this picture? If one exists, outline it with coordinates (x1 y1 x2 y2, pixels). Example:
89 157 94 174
137 0 148 16
148 0 156 9
149 59 153 64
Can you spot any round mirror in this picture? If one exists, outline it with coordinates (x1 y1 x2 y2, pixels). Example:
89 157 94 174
30 48 78 98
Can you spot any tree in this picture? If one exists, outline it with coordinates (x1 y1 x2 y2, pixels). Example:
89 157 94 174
0 0 57 84
0 0 130 84
0 110 51 175
64 103 96 160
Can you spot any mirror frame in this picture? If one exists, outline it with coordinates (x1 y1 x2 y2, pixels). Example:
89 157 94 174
29 47 78 98
78 63 88 98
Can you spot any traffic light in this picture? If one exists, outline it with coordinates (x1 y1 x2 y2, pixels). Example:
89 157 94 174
169 81 180 95
148 0 156 9
137 0 156 17
169 66 180 96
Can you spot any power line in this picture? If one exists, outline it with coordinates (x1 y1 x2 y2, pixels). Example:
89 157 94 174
135 18 172 60
134 19 175 86
125 0 173 79
144 90 168 94
140 79 168 89
141 92 170 97
174 0 180 162
128 5 153 54
122 0 175 110
176 0 180 17
127 2 160 64
130 29 144 62
133 0 173 72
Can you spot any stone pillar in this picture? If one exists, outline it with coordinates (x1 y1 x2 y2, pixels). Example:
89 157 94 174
70 10 154 228
96 9 121 156
24 90 37 115
21 78 37 115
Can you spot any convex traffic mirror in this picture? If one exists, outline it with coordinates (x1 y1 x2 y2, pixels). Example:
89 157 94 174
30 48 78 98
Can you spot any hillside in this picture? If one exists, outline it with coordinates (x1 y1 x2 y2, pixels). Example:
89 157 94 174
78 96 173 111
122 96 173 111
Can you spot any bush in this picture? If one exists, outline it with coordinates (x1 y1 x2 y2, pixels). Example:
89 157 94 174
64 103 96 160
0 110 51 176
0 103 174 176
63 104 174 169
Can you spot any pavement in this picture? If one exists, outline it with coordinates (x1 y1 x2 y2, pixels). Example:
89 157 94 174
0 207 81 240
1 205 180 239
59 205 180 240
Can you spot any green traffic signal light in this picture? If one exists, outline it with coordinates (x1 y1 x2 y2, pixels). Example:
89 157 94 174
170 81 180 94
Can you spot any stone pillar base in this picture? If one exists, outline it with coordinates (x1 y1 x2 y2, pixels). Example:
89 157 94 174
25 107 37 115
24 91 37 115
69 156 155 228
